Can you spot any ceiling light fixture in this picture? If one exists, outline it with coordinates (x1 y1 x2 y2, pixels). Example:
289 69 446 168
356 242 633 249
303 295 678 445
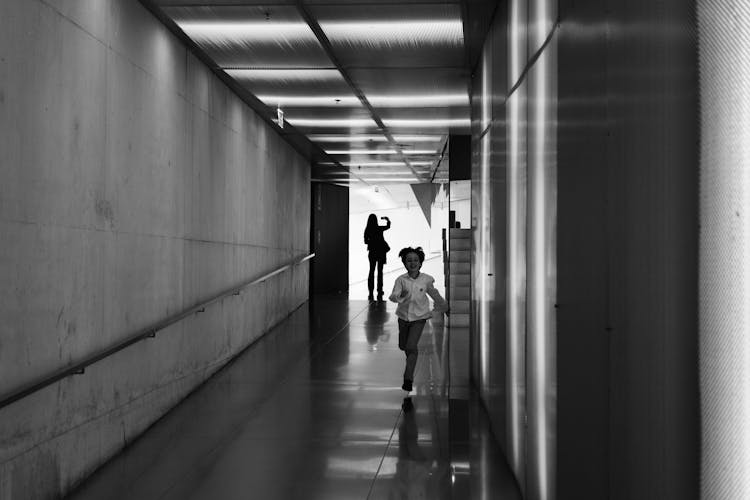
225 69 343 81
320 20 463 45
309 134 443 143
337 161 434 167
256 96 361 107
177 22 315 40
286 118 377 127
360 178 422 182
325 150 437 155
383 118 471 128
368 94 469 107
255 94 468 108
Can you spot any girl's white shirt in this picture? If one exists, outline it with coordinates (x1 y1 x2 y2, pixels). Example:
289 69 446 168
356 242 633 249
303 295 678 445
389 272 448 321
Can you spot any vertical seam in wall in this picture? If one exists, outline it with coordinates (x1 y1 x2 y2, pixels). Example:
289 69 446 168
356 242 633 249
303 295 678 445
603 9 613 497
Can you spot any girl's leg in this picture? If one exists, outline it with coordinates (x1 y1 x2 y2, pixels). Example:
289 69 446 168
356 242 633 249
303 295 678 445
403 320 427 384
398 319 409 351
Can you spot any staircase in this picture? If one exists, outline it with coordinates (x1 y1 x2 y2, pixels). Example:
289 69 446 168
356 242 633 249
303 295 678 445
447 228 471 327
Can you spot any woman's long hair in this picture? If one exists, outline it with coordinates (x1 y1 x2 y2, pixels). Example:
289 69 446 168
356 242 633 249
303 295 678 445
365 214 378 239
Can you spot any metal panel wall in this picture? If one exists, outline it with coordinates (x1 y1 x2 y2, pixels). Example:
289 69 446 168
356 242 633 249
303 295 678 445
471 0 556 497
555 0 610 496
472 0 700 499
557 0 699 499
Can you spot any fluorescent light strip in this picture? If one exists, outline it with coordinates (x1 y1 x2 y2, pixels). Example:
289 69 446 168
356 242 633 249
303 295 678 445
178 22 315 41
325 150 437 155
383 118 470 128
287 118 377 127
257 96 361 107
320 21 463 45
257 94 467 107
338 161 433 167
225 69 343 82
309 135 443 143
361 178 420 182
394 135 444 142
311 135 387 142
369 94 468 107
356 172 415 176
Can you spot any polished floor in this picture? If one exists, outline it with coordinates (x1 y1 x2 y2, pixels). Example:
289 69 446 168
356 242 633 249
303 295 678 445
68 295 522 500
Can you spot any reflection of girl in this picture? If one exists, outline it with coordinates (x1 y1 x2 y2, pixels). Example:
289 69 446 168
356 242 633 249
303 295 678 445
364 214 391 301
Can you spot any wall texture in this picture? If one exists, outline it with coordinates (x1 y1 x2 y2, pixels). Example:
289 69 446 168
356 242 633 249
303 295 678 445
698 1 750 498
471 0 699 499
0 0 310 498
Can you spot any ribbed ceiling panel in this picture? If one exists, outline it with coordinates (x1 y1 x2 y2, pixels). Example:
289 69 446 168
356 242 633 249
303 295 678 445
313 4 465 68
165 6 331 67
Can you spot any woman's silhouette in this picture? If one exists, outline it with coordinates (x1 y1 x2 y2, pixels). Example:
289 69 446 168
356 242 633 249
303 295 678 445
364 214 391 301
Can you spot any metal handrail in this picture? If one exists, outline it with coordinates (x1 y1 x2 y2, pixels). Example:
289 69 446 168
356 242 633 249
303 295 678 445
0 253 315 410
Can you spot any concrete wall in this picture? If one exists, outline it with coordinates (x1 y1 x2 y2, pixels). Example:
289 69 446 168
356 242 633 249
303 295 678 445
0 0 311 498
470 0 699 498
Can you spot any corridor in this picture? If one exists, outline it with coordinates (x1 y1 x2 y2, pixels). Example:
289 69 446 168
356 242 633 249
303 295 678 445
3 0 748 498
67 295 521 500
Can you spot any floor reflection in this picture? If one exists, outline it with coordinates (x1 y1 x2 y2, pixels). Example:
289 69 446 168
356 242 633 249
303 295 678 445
68 296 521 500
364 300 391 351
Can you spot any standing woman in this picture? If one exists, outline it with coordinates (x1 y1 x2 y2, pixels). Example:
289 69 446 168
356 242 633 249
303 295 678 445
364 214 391 301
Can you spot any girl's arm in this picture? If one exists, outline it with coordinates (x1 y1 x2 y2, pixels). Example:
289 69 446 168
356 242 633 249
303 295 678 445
389 278 408 303
382 217 391 230
426 280 449 314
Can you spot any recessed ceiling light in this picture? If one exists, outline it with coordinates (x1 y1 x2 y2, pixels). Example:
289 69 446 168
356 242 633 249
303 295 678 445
383 118 470 128
320 21 463 45
340 162 407 167
360 178 422 182
309 135 388 142
368 94 468 107
254 94 467 107
225 69 343 81
337 161 434 167
393 135 444 142
309 134 443 143
256 95 361 106
177 22 315 41
325 150 437 155
287 118 377 127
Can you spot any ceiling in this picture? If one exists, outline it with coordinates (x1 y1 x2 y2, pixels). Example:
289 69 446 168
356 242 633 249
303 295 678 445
146 0 495 187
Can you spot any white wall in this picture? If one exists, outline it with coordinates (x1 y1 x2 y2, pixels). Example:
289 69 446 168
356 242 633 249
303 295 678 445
349 184 448 297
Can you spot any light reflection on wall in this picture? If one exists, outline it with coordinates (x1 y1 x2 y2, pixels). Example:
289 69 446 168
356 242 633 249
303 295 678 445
506 88 526 490
473 0 556 498
479 133 491 390
526 1 557 497
506 0 528 490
